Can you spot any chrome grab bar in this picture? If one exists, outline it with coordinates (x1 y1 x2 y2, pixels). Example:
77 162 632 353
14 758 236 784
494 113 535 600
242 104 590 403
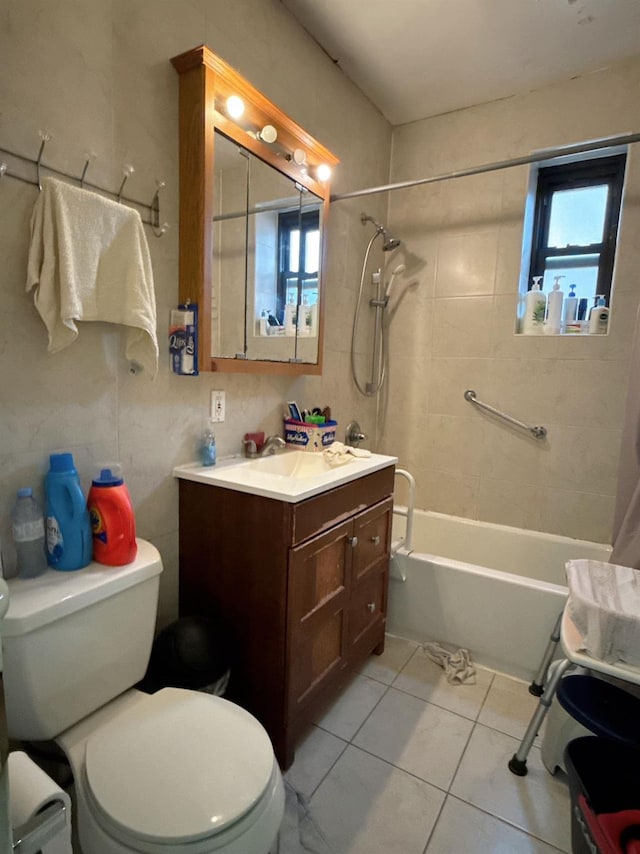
393 468 415 554
464 390 547 440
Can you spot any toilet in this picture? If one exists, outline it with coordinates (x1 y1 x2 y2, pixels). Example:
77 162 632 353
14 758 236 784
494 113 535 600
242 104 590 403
1 540 284 854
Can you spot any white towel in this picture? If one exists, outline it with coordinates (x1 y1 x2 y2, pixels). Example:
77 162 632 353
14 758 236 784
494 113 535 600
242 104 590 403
423 641 477 685
26 177 158 376
323 441 372 467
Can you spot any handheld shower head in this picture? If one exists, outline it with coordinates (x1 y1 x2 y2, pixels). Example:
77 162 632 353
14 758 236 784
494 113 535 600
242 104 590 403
384 263 406 300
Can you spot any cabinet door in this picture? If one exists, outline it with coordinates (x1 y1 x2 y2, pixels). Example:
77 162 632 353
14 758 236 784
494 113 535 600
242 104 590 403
286 519 352 720
352 498 393 587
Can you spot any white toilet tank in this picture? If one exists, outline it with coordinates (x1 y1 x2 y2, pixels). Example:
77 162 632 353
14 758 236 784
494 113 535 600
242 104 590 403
2 540 162 742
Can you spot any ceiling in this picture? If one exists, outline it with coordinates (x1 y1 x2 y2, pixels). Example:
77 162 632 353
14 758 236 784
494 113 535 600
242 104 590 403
281 0 640 126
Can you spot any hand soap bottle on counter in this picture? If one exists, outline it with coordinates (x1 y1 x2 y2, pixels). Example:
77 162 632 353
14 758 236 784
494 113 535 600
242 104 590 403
87 464 137 566
522 277 546 334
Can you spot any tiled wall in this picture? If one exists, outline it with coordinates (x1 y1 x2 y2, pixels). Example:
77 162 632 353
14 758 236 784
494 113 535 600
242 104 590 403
382 56 640 543
0 0 392 623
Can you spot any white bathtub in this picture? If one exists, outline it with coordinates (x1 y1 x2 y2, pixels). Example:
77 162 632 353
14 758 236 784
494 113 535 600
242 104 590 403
387 509 612 680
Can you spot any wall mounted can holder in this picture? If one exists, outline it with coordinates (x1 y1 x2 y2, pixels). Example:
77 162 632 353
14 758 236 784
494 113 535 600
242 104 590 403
283 419 337 452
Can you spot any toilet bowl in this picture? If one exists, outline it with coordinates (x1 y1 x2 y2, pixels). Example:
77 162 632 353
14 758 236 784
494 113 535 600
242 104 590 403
1 541 284 853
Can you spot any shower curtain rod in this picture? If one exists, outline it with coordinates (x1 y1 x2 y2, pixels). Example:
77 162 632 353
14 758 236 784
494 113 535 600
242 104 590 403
330 132 640 202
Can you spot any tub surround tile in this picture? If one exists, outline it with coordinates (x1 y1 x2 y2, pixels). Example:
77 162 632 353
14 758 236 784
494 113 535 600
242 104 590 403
426 796 564 854
284 725 347 800
435 231 498 298
357 635 418 685
476 480 544 532
312 674 387 742
450 725 571 851
310 745 445 854
393 647 494 721
353 687 474 790
432 296 494 358
539 486 615 544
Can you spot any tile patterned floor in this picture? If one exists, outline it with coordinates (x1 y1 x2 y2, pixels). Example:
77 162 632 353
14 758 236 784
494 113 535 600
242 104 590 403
285 635 571 854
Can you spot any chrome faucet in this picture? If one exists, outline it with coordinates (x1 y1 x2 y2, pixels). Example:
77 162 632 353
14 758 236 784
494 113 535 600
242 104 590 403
259 436 286 456
242 435 286 458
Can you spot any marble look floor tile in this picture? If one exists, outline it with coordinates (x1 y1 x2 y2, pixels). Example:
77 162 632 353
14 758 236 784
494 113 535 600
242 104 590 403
312 674 387 741
478 673 546 745
426 795 564 853
392 645 494 720
310 745 445 854
353 687 474 790
358 634 419 685
284 725 347 799
450 725 571 852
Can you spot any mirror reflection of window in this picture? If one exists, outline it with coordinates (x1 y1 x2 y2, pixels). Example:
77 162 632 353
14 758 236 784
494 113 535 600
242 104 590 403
277 208 320 321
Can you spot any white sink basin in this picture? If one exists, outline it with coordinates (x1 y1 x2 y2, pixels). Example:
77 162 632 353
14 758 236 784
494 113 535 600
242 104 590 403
174 449 397 502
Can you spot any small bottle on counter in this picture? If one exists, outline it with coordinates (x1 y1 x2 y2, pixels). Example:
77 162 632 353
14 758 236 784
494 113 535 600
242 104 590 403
200 421 217 467
589 295 609 334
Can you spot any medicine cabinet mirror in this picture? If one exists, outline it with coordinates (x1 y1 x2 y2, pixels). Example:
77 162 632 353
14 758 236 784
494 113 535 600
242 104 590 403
171 46 339 374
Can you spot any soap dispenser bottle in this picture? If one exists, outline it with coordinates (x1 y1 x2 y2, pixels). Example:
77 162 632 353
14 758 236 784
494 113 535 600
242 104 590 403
589 295 609 334
522 277 547 334
545 275 565 334
563 284 578 329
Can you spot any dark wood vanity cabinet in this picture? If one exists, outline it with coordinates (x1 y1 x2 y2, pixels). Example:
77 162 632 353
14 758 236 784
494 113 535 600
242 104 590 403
178 465 394 768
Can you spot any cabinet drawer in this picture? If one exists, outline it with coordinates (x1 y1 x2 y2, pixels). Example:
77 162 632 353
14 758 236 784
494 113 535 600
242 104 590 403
348 567 386 648
353 498 393 586
291 466 394 545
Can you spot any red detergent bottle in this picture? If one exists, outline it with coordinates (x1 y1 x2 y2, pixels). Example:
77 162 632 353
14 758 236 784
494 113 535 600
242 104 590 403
87 465 137 566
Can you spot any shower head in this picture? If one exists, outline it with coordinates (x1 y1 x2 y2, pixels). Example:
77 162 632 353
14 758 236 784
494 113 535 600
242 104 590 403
382 233 401 252
361 212 402 252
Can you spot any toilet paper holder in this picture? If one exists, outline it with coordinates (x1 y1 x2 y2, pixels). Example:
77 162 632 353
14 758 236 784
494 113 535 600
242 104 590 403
12 802 68 854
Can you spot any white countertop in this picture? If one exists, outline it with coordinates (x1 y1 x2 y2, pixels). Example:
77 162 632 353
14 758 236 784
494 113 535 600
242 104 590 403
173 450 397 503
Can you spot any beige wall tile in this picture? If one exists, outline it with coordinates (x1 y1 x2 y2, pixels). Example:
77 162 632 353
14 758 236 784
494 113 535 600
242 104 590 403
432 296 494 357
539 488 615 543
435 232 498 298
476 480 543 531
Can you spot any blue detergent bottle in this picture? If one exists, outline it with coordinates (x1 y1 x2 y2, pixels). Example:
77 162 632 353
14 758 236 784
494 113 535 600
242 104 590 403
45 452 93 571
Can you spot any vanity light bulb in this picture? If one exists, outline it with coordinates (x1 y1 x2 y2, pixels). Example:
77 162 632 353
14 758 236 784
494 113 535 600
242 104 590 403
292 148 307 166
226 95 245 120
316 163 332 182
258 124 278 144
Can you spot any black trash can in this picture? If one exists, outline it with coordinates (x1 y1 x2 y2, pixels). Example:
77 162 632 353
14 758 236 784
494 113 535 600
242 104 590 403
138 616 230 697
564 736 640 854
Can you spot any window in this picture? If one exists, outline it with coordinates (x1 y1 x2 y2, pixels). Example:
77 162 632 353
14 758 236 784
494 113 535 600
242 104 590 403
277 208 320 321
528 153 626 310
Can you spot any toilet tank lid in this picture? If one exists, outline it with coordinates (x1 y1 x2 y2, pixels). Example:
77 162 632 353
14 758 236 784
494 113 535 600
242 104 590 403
2 540 162 637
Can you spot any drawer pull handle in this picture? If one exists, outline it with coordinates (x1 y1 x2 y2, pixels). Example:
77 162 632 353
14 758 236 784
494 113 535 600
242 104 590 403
371 535 380 546
349 536 358 548
367 602 376 613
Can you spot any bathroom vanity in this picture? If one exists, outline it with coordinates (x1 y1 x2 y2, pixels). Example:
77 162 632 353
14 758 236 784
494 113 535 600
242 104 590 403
175 453 396 768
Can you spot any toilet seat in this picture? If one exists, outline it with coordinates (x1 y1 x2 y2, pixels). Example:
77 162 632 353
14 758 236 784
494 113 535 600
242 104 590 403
84 688 275 849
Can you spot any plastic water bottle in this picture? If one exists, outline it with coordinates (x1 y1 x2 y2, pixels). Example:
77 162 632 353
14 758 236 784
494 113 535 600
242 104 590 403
12 488 48 579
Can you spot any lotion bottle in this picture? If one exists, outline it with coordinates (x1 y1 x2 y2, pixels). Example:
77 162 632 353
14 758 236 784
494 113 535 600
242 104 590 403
589 295 609 334
545 275 565 334
522 277 546 335
284 301 297 336
563 284 578 329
